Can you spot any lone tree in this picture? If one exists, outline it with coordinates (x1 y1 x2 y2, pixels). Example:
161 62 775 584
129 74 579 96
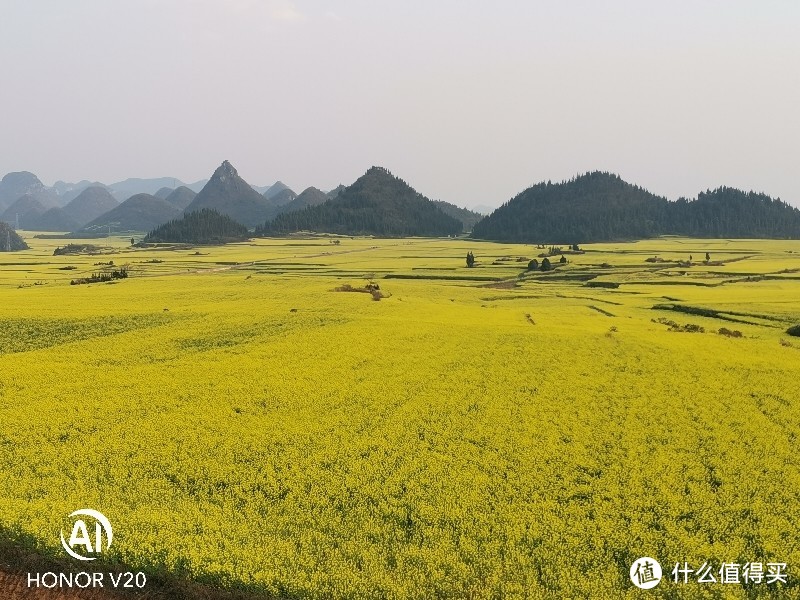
705 252 711 262
560 255 567 264
541 257 552 271
527 258 539 271
466 251 475 268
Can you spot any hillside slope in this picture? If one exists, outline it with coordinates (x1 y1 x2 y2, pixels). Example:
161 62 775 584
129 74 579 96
81 194 179 233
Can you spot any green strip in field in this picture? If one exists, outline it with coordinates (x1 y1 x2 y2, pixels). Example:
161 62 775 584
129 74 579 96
480 294 548 301
629 279 722 287
384 274 503 281
651 303 792 327
524 273 598 282
587 305 616 317
0 314 178 355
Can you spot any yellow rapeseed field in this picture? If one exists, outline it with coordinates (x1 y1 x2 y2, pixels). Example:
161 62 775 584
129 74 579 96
1 234 799 598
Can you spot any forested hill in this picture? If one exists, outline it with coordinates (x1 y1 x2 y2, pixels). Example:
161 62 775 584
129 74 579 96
471 172 800 243
257 167 462 237
670 188 800 238
144 208 249 244
471 172 668 243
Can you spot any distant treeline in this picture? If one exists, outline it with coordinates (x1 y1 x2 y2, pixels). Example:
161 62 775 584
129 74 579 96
471 172 800 243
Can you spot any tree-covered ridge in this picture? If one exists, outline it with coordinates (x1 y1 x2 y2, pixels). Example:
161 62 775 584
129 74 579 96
0 221 29 251
144 208 249 244
257 167 462 237
471 172 667 243
471 172 800 243
671 187 800 238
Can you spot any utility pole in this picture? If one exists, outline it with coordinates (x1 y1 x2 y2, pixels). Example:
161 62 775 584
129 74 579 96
5 230 11 252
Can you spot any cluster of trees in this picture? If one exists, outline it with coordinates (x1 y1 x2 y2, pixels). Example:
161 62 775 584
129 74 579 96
257 167 462 237
53 243 103 255
144 209 249 244
70 266 128 285
471 172 800 243
527 257 554 271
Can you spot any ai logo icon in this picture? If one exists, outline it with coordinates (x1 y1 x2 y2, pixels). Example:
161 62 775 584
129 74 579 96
630 557 662 589
60 509 113 561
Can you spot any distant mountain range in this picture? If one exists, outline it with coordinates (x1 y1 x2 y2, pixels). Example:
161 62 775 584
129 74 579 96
0 170 274 213
257 167 463 237
0 172 58 213
471 172 800 242
0 164 300 234
3 166 799 242
0 186 120 231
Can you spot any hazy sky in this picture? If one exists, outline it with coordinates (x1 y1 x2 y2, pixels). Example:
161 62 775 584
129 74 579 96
1 1 798 208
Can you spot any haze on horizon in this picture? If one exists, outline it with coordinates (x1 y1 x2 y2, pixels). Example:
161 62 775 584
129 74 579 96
1 0 798 210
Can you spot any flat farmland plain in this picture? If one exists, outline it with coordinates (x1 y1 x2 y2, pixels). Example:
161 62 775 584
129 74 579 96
1 235 799 599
